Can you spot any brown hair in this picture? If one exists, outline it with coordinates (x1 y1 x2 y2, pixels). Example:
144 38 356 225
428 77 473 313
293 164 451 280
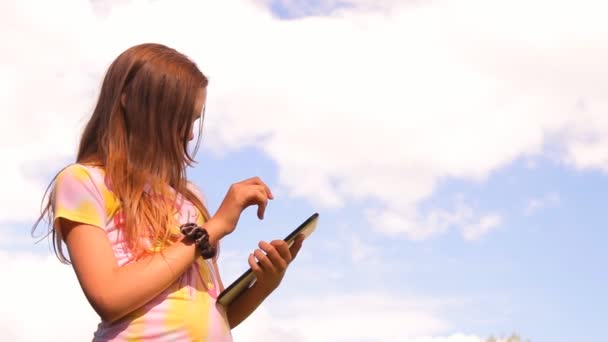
33 43 210 263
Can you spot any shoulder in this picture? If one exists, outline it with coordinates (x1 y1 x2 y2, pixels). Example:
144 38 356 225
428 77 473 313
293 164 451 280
54 163 118 211
56 163 106 186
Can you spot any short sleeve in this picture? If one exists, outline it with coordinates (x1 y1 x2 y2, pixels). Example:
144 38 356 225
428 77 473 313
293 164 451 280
52 164 107 230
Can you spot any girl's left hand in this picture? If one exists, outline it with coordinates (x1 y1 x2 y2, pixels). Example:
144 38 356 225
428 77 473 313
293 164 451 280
248 234 305 295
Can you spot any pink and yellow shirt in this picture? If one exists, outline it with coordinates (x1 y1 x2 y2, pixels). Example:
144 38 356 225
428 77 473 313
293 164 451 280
52 164 233 341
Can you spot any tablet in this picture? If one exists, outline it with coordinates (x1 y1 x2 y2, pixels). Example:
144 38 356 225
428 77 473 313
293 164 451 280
216 212 319 307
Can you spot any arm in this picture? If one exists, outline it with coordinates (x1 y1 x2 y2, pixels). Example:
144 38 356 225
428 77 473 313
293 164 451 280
225 235 305 329
55 166 271 324
209 242 268 328
60 217 226 323
225 282 272 328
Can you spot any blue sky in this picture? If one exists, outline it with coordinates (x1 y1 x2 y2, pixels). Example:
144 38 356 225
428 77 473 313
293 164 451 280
190 145 607 342
1 0 607 341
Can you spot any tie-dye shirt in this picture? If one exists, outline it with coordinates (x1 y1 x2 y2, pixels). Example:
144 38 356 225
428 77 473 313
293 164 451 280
52 163 233 341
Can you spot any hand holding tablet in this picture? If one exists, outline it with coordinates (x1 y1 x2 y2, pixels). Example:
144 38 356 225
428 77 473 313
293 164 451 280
216 213 319 307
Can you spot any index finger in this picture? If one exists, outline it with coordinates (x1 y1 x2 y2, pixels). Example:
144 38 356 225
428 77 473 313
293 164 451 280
241 176 273 199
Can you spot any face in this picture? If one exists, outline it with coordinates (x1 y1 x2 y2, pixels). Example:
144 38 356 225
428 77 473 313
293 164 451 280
189 87 207 141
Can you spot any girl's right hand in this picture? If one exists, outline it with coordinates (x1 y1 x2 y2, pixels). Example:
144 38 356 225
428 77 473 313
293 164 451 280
211 177 274 237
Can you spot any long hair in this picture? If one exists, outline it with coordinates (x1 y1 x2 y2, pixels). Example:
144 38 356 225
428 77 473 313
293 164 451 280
33 43 210 263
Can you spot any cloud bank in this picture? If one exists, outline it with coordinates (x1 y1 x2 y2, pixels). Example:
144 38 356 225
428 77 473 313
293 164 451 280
2 0 607 242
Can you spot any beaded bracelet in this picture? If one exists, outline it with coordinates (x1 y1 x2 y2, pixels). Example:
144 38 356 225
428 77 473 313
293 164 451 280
179 223 217 259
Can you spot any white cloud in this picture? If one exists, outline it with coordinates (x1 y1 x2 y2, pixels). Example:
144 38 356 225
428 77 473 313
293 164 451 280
0 248 495 342
0 251 99 341
232 292 476 342
232 292 524 342
351 234 376 262
0 224 39 248
406 336 484 342
565 138 608 171
524 192 561 216
2 0 608 243
461 214 503 242
367 199 501 241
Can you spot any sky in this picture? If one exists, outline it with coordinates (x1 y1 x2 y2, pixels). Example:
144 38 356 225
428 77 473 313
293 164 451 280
1 0 607 341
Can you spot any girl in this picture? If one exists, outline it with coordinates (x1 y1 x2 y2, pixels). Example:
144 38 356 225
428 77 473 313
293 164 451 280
33 43 304 341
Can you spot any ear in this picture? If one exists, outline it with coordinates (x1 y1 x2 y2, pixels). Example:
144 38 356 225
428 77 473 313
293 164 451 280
120 93 127 108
